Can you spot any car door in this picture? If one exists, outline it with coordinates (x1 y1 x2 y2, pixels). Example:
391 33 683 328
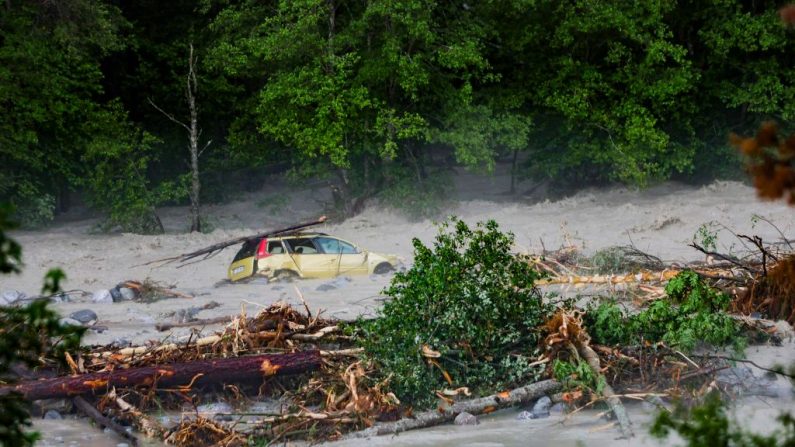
284 237 336 278
313 236 368 275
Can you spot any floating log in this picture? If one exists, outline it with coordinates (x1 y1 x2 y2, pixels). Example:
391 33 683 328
1 351 320 401
344 379 561 439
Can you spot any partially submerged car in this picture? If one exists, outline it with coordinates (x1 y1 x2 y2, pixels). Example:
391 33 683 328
227 232 398 282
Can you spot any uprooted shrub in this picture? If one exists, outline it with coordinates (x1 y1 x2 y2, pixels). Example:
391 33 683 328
358 218 552 408
585 270 742 351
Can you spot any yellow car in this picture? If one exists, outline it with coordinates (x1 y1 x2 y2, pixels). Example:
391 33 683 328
227 233 398 282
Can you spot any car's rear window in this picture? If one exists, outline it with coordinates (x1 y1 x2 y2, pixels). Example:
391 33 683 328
233 239 259 262
267 240 285 254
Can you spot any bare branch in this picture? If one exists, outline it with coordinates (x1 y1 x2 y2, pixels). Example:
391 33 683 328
199 139 212 158
147 98 190 132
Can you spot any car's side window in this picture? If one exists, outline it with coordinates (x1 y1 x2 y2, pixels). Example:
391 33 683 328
268 241 285 254
314 237 358 254
285 238 319 254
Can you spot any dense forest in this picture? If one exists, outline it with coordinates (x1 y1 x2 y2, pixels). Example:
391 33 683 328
1 0 793 231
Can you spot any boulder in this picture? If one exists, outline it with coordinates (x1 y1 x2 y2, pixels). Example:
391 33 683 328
531 396 552 418
59 318 84 328
119 287 136 301
454 411 479 426
92 289 113 304
69 309 98 325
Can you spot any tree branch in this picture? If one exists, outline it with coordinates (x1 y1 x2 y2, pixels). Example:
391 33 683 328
147 98 190 132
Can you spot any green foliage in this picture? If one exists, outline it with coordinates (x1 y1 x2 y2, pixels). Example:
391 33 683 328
0 205 84 446
552 359 606 394
0 205 22 274
586 271 742 351
0 0 128 216
651 393 795 447
82 104 184 234
10 184 55 229
359 218 551 408
378 167 451 220
695 223 719 252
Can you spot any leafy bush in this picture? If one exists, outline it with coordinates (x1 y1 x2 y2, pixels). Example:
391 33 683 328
10 182 55 229
552 359 606 393
378 166 451 221
359 218 552 408
586 271 742 351
82 104 185 234
651 392 795 447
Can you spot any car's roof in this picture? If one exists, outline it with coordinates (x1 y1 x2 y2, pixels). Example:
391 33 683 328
270 232 329 239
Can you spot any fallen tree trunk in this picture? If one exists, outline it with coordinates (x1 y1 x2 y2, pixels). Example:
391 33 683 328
577 343 634 439
1 351 320 401
344 379 561 439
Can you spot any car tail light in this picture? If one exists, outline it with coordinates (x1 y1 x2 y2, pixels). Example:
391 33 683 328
256 239 270 259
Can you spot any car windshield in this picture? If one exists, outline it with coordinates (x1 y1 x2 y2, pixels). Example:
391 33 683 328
314 237 358 254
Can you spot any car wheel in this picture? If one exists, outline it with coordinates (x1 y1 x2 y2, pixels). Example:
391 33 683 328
374 262 394 274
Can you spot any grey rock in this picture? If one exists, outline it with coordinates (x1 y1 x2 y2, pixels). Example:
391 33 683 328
117 443 130 447
532 396 552 418
69 309 98 324
454 411 479 425
1 290 26 306
59 318 84 327
92 289 113 304
109 287 123 302
110 338 131 348
118 287 136 301
516 410 536 421
316 283 336 292
44 410 62 420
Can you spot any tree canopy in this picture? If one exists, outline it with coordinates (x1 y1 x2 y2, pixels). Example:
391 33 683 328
1 0 793 228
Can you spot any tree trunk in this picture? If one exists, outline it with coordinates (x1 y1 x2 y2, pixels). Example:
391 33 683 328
187 43 201 233
1 351 321 401
344 379 561 439
510 148 519 194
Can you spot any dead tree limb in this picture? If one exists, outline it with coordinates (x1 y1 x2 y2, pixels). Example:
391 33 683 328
73 395 139 446
155 316 233 331
1 351 321 401
142 216 327 267
577 343 634 439
343 379 561 439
